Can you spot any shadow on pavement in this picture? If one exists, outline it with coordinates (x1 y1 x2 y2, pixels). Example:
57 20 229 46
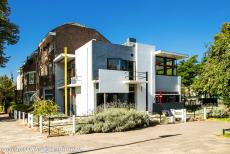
0 114 16 122
69 133 182 154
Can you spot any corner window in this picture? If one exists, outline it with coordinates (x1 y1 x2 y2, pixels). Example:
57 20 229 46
107 58 134 72
107 58 121 70
156 56 177 76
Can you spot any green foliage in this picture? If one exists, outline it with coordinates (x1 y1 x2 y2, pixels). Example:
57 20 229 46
96 102 135 113
0 75 15 106
0 0 20 67
33 100 58 116
76 108 151 134
6 102 33 113
192 23 230 97
208 108 229 118
177 55 200 87
223 97 230 109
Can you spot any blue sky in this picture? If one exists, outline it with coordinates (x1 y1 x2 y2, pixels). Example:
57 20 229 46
2 0 230 79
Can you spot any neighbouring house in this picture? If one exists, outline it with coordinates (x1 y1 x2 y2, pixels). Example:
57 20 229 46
54 38 187 116
19 50 38 104
16 23 110 104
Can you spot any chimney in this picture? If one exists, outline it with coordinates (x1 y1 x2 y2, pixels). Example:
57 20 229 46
127 37 136 43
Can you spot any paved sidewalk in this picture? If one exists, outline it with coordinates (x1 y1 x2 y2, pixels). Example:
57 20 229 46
0 114 230 154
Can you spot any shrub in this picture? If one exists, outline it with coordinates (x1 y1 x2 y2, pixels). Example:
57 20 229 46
77 108 151 134
7 102 33 113
33 100 58 116
223 97 230 110
208 108 229 118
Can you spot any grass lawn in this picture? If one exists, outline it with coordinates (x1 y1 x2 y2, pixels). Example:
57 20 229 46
208 118 230 122
224 133 230 138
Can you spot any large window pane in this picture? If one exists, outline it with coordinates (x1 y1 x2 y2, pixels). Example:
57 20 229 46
156 57 164 65
156 66 164 75
107 58 120 70
166 67 173 76
107 58 133 71
156 56 177 76
166 58 174 66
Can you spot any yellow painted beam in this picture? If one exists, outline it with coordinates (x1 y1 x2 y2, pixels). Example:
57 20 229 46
64 47 68 116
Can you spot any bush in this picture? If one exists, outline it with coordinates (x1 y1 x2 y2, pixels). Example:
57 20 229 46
7 102 33 113
223 97 230 110
208 108 229 118
77 108 151 134
33 100 58 116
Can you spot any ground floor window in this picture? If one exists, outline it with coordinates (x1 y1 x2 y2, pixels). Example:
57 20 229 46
44 89 54 100
96 93 135 108
155 94 180 103
23 92 35 104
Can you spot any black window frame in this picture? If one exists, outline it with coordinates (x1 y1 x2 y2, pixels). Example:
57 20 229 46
156 56 177 76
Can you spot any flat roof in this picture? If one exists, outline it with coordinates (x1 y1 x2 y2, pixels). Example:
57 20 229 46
155 50 188 60
53 53 75 63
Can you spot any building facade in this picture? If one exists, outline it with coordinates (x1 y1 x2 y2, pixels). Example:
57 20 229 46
16 23 110 104
54 39 187 116
16 23 187 115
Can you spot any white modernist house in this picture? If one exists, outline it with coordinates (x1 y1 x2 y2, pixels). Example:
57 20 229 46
54 38 187 116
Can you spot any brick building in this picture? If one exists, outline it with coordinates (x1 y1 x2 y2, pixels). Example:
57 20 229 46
17 23 110 104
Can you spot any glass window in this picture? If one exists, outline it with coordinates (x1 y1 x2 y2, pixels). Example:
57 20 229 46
156 95 180 103
107 58 120 70
166 58 174 66
156 56 177 76
156 66 164 75
156 57 164 65
166 67 173 76
107 58 133 71
28 72 35 85
121 60 128 71
44 89 54 100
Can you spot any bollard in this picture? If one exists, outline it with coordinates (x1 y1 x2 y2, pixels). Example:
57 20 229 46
31 114 34 129
39 116 43 133
48 117 51 136
72 115 76 134
184 109 187 123
18 111 21 120
22 112 25 122
27 113 30 127
203 107 207 120
14 110 17 119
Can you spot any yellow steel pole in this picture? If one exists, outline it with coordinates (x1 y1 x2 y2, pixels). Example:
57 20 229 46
64 47 68 116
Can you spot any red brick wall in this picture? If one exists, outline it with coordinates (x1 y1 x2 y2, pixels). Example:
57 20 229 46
54 24 110 55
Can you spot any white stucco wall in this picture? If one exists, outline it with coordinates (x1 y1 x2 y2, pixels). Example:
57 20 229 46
99 69 129 93
16 74 23 90
155 75 180 92
55 63 64 112
135 43 155 113
75 41 95 116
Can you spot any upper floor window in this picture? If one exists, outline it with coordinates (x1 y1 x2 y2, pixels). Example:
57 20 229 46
107 58 134 72
156 56 177 76
24 72 36 85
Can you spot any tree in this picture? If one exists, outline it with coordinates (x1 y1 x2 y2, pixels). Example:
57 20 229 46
0 0 19 67
0 75 15 104
177 55 200 97
192 23 230 97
